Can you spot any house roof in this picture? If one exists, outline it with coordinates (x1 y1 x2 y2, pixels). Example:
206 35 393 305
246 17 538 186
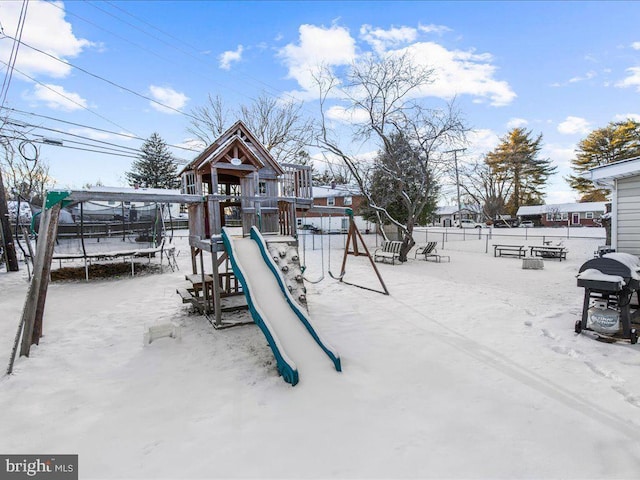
516 202 607 216
583 156 640 187
312 185 361 198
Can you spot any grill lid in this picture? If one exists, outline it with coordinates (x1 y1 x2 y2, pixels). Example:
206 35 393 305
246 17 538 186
578 253 640 291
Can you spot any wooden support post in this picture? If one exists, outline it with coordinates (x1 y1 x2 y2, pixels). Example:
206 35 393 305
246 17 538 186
19 202 61 356
211 249 222 326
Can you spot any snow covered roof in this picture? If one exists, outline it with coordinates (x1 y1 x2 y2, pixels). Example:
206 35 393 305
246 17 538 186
312 185 361 198
584 156 640 187
517 202 606 216
435 205 480 215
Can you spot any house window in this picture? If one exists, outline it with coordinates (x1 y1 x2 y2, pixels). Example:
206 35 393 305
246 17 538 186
344 196 353 206
546 213 552 221
259 181 267 196
585 212 593 219
327 197 336 206
561 212 568 220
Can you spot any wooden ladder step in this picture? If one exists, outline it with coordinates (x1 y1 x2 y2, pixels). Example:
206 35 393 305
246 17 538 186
185 273 214 286
176 288 193 303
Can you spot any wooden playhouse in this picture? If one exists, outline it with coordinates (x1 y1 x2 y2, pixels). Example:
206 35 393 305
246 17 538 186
177 121 314 327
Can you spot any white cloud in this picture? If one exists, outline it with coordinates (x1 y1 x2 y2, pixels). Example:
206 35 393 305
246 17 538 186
551 71 597 87
360 25 418 54
543 144 575 171
68 128 114 141
0 1 92 79
280 23 514 107
403 42 516 106
631 42 640 50
613 113 640 122
326 105 370 123
569 70 596 83
176 138 207 151
418 24 451 35
507 118 528 129
546 188 578 205
30 83 87 111
66 128 135 142
616 66 640 91
557 116 591 135
219 45 244 70
466 128 500 155
148 85 189 114
279 24 357 95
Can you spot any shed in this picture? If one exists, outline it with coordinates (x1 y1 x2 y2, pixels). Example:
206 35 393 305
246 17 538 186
583 156 640 256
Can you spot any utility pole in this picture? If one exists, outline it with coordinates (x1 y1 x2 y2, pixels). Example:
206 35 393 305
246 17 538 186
0 167 19 271
446 148 467 225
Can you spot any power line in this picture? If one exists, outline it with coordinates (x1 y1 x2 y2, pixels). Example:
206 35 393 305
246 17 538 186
60 0 314 115
0 57 141 136
0 133 139 159
0 34 199 120
4 120 142 155
3 107 201 153
0 0 29 109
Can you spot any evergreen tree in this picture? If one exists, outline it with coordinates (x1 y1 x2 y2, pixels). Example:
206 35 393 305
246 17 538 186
567 119 640 202
363 133 439 230
127 133 180 189
485 128 556 216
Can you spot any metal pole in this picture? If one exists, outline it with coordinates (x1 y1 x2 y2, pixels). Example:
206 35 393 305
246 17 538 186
445 148 467 226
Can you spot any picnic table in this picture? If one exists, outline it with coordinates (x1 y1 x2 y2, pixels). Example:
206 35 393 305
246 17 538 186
493 244 526 258
529 245 567 261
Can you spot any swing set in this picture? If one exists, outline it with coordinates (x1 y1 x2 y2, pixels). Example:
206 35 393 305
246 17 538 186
299 207 389 295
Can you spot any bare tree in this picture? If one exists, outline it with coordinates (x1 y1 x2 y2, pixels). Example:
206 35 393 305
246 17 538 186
188 92 314 165
186 94 230 146
1 143 53 204
457 156 512 221
314 53 467 261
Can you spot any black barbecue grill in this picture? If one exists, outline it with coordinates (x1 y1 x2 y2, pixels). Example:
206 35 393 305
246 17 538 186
576 254 639 344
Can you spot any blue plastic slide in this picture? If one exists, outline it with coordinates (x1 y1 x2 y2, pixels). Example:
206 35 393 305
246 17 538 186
221 226 341 386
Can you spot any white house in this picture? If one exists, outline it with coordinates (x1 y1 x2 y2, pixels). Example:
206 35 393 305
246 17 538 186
433 205 482 227
583 156 640 256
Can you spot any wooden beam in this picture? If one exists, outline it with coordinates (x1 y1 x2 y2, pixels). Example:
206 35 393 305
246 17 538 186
53 190 203 204
19 202 61 357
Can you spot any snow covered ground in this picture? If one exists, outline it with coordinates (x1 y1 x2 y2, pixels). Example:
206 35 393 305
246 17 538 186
1 227 640 479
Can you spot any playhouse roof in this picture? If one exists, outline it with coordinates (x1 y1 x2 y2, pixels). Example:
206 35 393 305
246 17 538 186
180 120 284 176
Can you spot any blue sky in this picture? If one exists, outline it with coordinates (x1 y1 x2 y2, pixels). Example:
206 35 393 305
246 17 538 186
1 0 640 205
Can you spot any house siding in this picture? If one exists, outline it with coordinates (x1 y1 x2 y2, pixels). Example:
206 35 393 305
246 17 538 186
616 175 640 256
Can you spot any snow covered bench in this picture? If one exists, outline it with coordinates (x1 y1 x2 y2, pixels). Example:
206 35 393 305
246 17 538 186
374 241 403 264
493 244 526 258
